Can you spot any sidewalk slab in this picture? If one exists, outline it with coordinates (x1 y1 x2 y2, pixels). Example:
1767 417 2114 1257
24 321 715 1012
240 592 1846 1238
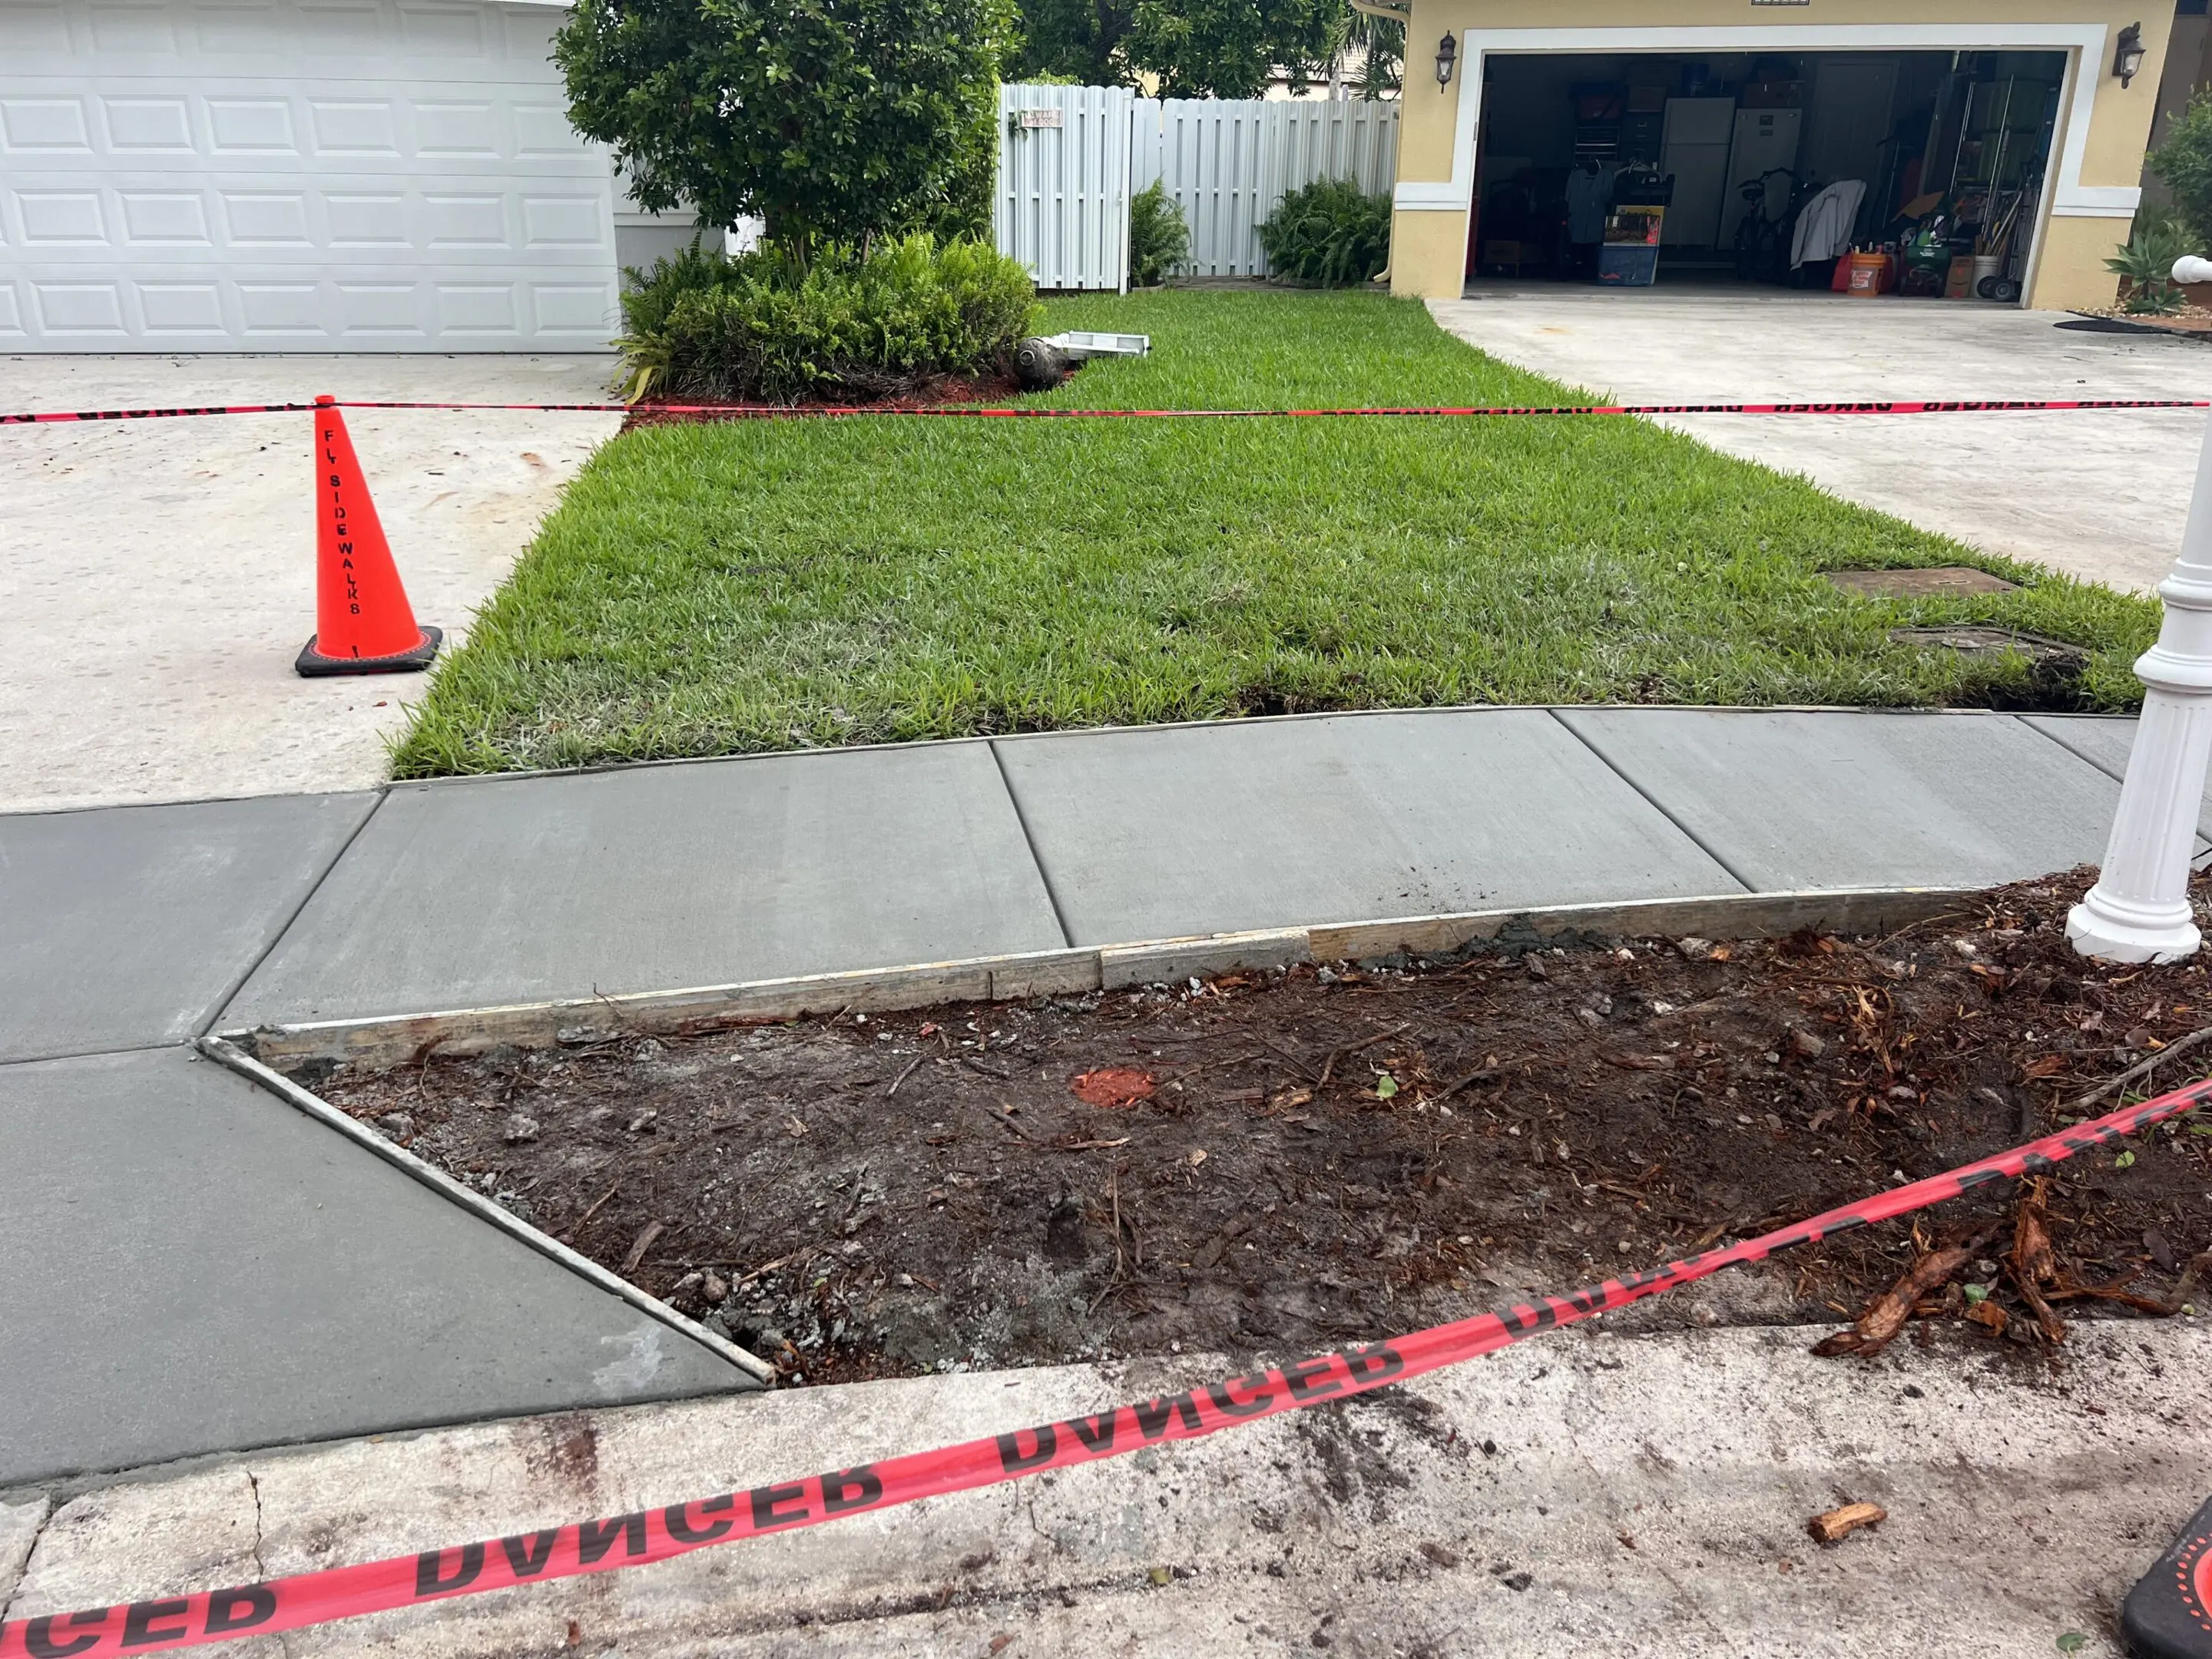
0 791 375 1064
992 710 1743 945
1555 709 2127 892
2022 713 2212 842
0 1047 750 1486
11 1322 2204 1655
221 743 1065 1030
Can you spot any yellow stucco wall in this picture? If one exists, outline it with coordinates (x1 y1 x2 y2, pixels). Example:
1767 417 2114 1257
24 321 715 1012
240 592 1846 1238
1387 0 2173 310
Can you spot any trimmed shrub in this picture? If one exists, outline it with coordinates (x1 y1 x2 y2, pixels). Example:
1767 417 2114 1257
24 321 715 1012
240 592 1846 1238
617 235 1040 403
1128 180 1190 287
1257 178 1391 286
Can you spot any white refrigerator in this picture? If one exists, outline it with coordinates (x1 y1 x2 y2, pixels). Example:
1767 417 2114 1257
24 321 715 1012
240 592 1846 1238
1659 98 1737 247
1717 108 1805 252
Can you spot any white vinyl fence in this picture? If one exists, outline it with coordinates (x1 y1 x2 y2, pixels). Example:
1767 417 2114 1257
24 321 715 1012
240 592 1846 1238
1134 98 1399 277
996 84 1399 290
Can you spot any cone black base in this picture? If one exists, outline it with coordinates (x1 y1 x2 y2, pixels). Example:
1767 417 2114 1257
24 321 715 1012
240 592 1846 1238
296 624 442 678
2124 1496 2212 1657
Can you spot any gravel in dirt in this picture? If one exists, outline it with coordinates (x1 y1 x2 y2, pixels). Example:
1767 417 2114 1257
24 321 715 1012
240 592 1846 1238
316 869 2212 1386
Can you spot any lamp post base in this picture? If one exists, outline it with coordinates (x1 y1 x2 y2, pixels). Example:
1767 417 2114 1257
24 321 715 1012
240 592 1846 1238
2065 885 2202 964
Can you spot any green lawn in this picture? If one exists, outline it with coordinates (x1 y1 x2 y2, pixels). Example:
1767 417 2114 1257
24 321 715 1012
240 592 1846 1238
392 289 2157 777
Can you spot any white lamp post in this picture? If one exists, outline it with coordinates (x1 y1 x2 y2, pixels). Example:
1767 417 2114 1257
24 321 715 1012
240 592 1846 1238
2067 258 2212 960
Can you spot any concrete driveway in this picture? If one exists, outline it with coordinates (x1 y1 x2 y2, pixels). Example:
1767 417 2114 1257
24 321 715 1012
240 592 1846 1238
1429 289 2210 594
0 355 624 813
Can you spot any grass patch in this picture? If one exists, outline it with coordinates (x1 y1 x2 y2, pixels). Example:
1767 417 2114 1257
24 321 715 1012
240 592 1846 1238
393 288 2157 777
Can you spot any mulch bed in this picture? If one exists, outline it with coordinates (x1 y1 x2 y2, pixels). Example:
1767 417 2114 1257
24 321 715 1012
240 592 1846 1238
618 370 1037 432
318 868 2212 1386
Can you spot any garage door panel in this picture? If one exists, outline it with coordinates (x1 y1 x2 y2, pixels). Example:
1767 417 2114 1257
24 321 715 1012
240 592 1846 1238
29 280 129 336
416 101 501 157
0 6 72 51
197 4 287 52
205 96 296 154
15 190 108 245
89 5 180 53
399 4 485 53
116 189 214 244
0 97 93 151
224 188 315 244
102 96 196 151
0 0 615 350
137 280 225 333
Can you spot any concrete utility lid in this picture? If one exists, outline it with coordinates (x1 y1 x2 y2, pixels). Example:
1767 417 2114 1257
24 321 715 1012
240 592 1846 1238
1824 566 2019 597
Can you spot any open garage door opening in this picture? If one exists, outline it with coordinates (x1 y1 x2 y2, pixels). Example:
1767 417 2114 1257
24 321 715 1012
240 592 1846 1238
1468 50 2068 304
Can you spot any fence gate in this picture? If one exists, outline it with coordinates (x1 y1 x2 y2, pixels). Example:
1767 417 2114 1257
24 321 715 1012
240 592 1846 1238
995 84 1134 293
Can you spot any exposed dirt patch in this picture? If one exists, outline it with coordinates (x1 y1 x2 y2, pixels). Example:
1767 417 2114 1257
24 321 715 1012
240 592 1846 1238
618 368 1041 431
318 869 2212 1386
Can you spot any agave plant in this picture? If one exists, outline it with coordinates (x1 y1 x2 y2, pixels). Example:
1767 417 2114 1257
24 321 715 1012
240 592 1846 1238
2105 218 2196 315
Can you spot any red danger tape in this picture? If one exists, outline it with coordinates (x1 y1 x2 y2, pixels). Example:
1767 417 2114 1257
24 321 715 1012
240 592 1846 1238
2 396 2207 426
2 1076 2204 1657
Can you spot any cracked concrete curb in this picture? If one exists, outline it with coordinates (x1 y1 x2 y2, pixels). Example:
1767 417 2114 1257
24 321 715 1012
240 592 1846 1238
6 1322 2207 1655
0 1495 49 1620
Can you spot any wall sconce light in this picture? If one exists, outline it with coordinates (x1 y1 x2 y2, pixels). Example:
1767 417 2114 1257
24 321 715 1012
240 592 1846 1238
1435 32 1457 88
2114 22 2147 88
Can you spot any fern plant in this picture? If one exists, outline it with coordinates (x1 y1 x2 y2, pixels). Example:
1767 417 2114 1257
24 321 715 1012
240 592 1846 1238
1127 181 1190 287
1256 178 1391 286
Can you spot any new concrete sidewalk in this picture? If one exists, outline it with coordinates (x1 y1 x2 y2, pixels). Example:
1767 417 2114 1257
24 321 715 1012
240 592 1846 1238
2 704 2198 1488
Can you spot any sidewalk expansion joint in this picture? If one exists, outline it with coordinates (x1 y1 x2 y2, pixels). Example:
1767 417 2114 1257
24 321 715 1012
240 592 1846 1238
197 787 391 1040
0 1039 203 1070
987 737 1077 949
1545 708 1760 893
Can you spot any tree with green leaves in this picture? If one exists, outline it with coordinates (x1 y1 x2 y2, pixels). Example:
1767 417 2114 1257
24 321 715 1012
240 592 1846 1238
1331 5 1400 98
1007 0 1389 100
1119 0 1336 98
1004 0 1134 84
556 0 1016 254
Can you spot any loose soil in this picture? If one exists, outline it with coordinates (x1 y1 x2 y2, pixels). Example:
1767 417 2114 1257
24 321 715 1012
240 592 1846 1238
619 369 1038 432
317 869 2212 1386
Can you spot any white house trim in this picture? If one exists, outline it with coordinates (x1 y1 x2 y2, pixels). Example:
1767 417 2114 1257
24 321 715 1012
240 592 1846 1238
1395 23 2134 229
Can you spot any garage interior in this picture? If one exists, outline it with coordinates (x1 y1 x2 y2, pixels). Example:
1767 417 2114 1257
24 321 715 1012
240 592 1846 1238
1468 49 2068 303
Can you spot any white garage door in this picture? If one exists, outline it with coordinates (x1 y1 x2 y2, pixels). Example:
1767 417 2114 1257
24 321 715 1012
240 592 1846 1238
0 0 618 351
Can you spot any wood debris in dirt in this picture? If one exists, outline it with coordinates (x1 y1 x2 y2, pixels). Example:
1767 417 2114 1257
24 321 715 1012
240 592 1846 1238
2007 1179 2068 1345
1812 1223 2000 1358
618 1219 665 1277
1808 1502 1887 1545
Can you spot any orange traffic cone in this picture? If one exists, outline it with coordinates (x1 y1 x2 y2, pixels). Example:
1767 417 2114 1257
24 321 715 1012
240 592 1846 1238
296 394 442 677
